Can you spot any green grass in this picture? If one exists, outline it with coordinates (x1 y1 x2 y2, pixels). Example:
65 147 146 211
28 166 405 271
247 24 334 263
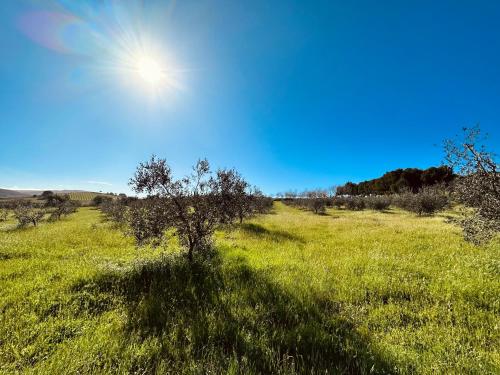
0 203 498 374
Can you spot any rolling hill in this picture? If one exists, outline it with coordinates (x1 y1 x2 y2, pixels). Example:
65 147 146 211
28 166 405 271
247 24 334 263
0 189 111 200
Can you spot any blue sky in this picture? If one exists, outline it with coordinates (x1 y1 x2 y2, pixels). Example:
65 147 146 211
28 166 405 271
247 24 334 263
1 0 499 195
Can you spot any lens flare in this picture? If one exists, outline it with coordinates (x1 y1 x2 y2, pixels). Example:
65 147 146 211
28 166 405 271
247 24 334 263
16 1 185 98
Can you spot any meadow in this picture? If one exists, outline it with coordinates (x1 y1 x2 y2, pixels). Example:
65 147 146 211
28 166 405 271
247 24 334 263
0 202 498 374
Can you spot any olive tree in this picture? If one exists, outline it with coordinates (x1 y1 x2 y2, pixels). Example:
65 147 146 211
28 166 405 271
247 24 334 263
129 156 252 261
364 195 392 211
445 126 499 244
0 209 8 222
91 195 112 206
128 197 171 246
213 168 249 224
50 199 78 221
393 187 448 216
43 194 78 221
100 199 128 224
13 201 45 228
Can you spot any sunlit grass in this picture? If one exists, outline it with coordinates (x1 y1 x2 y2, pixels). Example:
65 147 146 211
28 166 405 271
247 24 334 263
0 203 498 373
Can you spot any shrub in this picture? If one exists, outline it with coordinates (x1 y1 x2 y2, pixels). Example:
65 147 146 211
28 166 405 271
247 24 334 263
364 196 391 211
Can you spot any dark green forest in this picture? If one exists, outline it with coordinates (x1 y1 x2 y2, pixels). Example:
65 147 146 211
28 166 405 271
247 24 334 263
337 166 455 195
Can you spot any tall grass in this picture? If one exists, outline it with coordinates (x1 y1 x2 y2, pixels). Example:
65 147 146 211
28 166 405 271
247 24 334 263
0 204 498 374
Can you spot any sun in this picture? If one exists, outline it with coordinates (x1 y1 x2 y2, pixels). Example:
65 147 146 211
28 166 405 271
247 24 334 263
135 55 165 88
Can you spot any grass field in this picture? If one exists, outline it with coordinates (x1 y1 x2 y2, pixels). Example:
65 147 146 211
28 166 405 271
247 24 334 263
0 203 498 374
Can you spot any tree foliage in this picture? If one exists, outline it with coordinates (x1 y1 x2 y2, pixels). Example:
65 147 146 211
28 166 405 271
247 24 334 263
13 201 45 228
364 196 392 211
0 209 8 222
445 126 499 244
393 187 448 216
92 195 113 206
128 156 270 260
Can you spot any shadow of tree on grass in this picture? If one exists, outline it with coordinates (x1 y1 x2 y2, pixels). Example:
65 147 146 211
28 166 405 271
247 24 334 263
74 252 394 374
238 223 305 244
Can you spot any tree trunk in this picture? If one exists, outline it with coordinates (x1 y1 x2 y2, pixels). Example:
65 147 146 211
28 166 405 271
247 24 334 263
187 242 194 262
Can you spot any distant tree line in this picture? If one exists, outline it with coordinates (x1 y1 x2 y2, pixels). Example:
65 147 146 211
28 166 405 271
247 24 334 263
336 166 455 195
281 186 448 216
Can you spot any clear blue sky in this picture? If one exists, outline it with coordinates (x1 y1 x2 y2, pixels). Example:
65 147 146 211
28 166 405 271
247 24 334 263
1 0 499 195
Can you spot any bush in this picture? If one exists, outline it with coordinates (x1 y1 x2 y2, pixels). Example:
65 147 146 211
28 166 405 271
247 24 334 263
364 196 391 211
345 197 365 211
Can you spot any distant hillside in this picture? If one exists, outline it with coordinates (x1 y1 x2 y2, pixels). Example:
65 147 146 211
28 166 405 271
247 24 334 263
0 189 30 198
0 189 112 200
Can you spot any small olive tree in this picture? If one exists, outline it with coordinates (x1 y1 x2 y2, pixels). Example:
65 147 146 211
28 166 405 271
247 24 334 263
100 199 128 224
393 187 448 216
364 196 392 211
13 201 45 228
128 197 171 246
0 209 9 222
92 195 112 206
214 168 250 224
445 126 499 244
129 156 252 261
344 197 365 211
45 194 78 221
50 200 78 221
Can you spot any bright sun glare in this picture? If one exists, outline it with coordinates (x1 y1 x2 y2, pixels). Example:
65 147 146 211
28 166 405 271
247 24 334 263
135 55 165 88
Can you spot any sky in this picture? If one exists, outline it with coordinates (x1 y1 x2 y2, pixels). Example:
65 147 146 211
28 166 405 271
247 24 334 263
1 0 499 195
